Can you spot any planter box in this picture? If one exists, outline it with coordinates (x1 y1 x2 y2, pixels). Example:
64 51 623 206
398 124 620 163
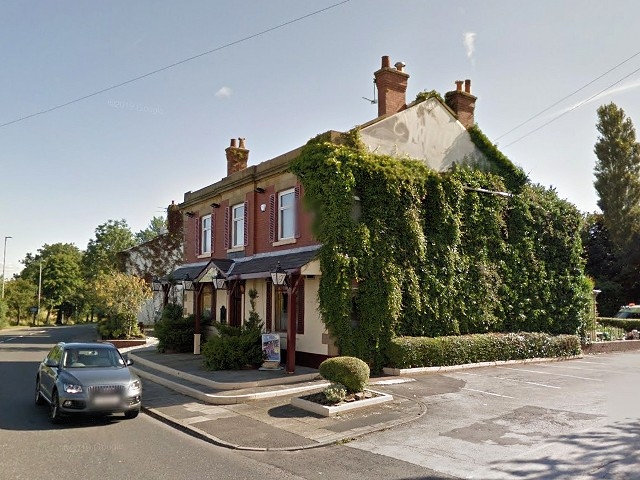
291 389 393 417
100 339 146 349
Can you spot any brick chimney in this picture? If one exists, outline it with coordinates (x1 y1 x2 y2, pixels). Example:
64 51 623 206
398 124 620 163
167 200 183 237
374 55 409 117
225 138 249 176
445 79 477 129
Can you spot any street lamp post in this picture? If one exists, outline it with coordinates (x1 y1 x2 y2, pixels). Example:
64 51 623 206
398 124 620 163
1 236 12 300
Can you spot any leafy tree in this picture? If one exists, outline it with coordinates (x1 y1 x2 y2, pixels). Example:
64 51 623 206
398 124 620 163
594 102 640 250
84 219 135 280
581 213 624 316
135 215 167 244
4 278 37 324
92 271 151 338
19 243 84 323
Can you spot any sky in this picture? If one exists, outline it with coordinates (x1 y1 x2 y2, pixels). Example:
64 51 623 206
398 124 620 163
2 0 640 279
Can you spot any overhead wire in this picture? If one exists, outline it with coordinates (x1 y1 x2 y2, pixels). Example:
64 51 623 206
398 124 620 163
495 49 640 142
504 63 640 148
0 0 350 129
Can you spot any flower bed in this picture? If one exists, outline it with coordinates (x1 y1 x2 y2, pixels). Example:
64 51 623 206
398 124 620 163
291 389 393 417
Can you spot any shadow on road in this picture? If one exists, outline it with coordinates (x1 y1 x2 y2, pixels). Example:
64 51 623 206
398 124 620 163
490 420 640 479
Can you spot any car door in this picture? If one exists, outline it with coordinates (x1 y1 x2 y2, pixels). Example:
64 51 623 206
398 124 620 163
40 346 62 400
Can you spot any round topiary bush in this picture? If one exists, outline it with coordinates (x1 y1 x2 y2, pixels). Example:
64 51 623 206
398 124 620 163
319 356 370 393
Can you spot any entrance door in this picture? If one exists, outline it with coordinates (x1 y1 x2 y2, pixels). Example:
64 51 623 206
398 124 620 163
230 282 243 327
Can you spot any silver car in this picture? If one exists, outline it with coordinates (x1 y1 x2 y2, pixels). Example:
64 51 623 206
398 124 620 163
35 342 142 423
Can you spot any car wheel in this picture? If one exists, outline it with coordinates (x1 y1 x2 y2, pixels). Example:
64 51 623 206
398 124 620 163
124 409 139 419
35 378 45 406
49 390 62 424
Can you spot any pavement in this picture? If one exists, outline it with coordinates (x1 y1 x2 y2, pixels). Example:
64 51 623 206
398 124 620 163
125 339 425 451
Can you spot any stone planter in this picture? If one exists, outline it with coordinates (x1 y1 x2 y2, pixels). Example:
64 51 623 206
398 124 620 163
291 389 393 417
100 339 146 349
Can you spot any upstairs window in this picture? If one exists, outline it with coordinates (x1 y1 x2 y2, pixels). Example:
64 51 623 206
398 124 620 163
201 215 212 254
232 203 245 248
278 189 295 240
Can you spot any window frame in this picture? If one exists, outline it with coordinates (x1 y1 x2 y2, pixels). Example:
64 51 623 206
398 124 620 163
278 188 295 241
231 203 245 248
200 214 212 254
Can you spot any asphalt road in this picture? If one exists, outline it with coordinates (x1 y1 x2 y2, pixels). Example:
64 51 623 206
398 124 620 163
0 324 445 480
3 324 638 479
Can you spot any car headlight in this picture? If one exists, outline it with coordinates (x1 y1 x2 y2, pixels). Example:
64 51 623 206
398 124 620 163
128 380 141 393
64 383 83 394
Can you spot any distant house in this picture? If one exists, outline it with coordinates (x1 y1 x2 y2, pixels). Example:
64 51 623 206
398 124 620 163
173 55 493 368
119 202 184 324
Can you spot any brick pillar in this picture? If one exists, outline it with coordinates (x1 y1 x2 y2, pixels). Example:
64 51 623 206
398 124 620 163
445 79 477 129
374 55 409 117
225 138 249 176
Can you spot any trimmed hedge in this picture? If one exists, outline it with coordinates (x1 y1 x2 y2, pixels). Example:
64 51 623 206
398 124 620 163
387 332 581 369
319 356 370 393
597 317 640 330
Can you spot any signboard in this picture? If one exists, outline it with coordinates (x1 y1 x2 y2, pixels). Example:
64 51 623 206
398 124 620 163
261 333 281 363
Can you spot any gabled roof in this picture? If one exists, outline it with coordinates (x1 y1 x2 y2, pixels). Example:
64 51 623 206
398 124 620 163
167 245 321 283
227 245 320 280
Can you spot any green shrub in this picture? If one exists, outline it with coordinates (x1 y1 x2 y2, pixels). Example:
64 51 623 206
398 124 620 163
319 356 370 393
597 317 640 330
98 315 142 339
154 304 196 353
323 383 347 403
201 321 264 370
386 332 581 368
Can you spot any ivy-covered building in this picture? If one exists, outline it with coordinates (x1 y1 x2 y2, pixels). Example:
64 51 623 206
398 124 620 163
171 55 590 370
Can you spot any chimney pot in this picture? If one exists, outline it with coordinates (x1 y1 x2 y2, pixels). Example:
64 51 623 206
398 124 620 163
225 138 249 176
374 55 409 117
445 79 477 130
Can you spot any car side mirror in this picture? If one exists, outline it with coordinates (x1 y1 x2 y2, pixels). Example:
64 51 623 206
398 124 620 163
125 357 134 366
45 359 59 368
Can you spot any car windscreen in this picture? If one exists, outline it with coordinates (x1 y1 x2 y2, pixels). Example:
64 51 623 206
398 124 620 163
63 348 125 368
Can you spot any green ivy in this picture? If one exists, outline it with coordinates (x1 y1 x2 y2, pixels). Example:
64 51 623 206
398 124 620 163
290 135 591 371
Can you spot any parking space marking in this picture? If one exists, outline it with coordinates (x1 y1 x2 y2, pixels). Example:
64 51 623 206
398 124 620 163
497 366 602 381
576 360 613 365
459 372 561 389
544 364 620 374
462 388 514 399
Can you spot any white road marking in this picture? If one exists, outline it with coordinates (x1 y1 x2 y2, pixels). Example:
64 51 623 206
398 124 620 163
544 364 619 374
575 360 612 365
371 378 416 385
459 372 560 389
497 366 602 381
462 388 514 399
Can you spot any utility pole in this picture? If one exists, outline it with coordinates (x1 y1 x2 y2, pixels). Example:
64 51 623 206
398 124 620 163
38 261 43 312
1 236 11 299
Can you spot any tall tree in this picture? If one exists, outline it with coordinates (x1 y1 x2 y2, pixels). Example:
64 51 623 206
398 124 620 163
84 219 135 280
594 102 640 250
134 215 167 244
19 243 84 323
4 278 37 324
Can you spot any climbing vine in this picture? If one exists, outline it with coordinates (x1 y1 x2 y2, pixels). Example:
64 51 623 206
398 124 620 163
290 133 591 371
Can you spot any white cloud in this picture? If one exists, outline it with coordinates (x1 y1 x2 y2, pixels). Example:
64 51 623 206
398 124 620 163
463 32 476 60
215 86 232 98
